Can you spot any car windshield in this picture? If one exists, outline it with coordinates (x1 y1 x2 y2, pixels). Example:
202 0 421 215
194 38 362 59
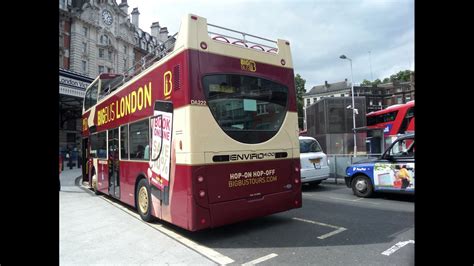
389 137 414 157
300 139 322 153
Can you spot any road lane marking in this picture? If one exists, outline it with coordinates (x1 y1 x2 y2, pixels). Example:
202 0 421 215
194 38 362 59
328 196 380 205
292 217 347 239
381 240 415 256
302 193 380 205
99 196 235 265
317 227 348 240
242 253 278 266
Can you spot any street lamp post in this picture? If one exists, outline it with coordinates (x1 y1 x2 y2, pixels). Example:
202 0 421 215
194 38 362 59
340 54 357 157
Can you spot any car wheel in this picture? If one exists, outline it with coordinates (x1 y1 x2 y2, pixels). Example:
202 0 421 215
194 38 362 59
351 175 373 198
136 178 153 222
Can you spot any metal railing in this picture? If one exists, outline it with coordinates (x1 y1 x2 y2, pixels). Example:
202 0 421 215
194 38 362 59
207 23 279 53
99 33 178 99
122 32 178 83
99 20 282 98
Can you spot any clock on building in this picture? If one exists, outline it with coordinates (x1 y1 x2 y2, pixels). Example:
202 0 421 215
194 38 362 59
102 9 113 26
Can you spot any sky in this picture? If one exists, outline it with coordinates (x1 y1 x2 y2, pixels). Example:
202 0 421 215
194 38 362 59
126 0 414 92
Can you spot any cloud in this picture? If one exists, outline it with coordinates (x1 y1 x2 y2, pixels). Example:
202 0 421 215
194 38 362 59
126 0 413 89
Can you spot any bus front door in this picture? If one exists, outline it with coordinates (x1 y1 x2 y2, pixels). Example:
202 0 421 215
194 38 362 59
82 137 89 183
108 128 120 198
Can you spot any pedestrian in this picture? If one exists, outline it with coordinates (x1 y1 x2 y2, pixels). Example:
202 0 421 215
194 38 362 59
77 149 82 169
66 149 73 169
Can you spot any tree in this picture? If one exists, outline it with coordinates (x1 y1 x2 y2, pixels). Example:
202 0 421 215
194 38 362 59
364 70 413 85
294 74 306 130
390 70 413 82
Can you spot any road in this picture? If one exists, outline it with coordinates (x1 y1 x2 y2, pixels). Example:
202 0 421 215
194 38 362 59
92 180 414 265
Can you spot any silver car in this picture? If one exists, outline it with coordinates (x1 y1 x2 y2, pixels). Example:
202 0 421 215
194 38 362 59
299 136 329 186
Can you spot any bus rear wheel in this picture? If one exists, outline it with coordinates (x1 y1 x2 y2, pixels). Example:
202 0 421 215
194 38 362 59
351 175 373 198
136 179 153 222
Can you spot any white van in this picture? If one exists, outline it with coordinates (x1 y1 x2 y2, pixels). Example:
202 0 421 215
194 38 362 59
299 136 330 186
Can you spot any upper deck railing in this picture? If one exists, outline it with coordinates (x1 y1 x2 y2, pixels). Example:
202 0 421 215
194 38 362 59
207 23 279 53
95 14 288 99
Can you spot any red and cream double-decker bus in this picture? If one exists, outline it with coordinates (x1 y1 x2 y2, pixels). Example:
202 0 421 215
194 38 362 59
82 14 301 231
366 100 414 148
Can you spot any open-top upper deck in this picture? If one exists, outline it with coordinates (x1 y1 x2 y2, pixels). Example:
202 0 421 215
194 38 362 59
83 14 294 113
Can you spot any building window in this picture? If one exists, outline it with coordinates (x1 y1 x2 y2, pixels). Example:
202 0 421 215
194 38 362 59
123 58 127 69
99 48 104 58
59 55 64 68
257 103 268 115
378 101 382 106
100 34 110 45
67 132 76 142
406 95 411 101
107 67 113 73
306 99 310 106
397 96 403 104
98 65 105 74
341 94 345 97
123 45 127 54
108 49 113 60
82 60 87 73
313 98 317 103
82 42 87 53
369 99 373 105
83 26 88 37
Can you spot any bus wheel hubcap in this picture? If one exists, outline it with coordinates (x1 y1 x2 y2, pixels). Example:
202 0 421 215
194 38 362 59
355 179 367 191
138 186 148 213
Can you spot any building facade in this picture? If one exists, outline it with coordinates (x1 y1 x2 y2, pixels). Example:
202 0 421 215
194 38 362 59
59 0 173 156
303 73 415 128
303 79 351 109
305 97 367 155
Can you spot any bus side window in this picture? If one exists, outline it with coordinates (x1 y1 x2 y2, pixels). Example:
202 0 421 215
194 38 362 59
120 125 129 160
129 120 149 160
90 131 107 158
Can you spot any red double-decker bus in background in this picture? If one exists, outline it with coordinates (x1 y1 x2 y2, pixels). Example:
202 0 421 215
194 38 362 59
366 100 414 146
81 14 301 231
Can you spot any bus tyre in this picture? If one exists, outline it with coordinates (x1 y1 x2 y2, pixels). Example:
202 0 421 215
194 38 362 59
136 179 153 222
351 175 373 198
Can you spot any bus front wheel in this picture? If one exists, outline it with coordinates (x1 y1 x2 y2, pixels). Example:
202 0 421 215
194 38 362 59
351 175 373 198
136 179 153 222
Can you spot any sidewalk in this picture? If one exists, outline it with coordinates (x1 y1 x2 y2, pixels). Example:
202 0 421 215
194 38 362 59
59 169 215 265
59 168 82 189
